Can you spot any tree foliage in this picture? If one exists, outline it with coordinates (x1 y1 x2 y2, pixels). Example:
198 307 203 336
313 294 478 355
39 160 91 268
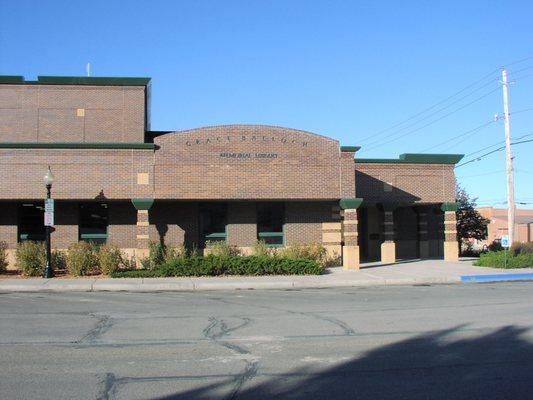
456 184 489 245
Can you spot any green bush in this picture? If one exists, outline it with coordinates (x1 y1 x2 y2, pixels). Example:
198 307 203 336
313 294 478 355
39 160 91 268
98 244 124 275
15 241 46 276
205 241 242 257
474 251 533 268
251 240 275 257
0 241 9 273
510 242 533 256
148 241 166 270
111 255 322 278
279 243 328 266
146 242 187 269
67 241 98 276
52 250 67 271
488 240 503 252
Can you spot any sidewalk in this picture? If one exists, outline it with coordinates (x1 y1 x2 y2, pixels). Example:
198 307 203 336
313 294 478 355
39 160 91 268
1 259 532 292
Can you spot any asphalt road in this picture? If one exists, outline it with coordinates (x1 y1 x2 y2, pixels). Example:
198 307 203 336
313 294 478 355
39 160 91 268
1 283 532 400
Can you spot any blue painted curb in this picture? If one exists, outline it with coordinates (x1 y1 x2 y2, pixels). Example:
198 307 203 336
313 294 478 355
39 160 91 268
461 273 533 282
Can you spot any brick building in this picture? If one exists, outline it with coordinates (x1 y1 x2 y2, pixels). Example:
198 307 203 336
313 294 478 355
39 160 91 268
0 75 463 269
476 207 533 246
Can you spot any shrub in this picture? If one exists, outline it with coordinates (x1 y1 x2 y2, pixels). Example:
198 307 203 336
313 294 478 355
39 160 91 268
251 240 275 257
67 241 98 276
111 255 322 278
98 244 124 275
510 242 533 256
205 241 242 257
148 241 166 270
146 242 188 269
279 243 328 267
15 241 46 277
475 251 533 268
0 241 8 273
52 250 67 271
488 240 503 252
164 244 187 262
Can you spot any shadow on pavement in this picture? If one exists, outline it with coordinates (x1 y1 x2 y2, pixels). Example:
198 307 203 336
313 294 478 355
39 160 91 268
155 325 533 400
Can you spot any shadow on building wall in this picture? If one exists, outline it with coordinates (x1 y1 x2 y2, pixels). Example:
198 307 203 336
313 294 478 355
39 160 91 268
152 324 532 399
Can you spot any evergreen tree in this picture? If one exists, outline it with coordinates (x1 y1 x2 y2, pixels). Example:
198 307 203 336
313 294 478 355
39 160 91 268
456 184 489 252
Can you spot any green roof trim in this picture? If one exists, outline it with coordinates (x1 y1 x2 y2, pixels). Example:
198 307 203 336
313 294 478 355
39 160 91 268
0 75 151 86
37 76 151 86
0 142 155 150
441 202 459 212
355 153 464 165
340 146 361 153
131 198 154 211
0 76 25 84
339 198 363 209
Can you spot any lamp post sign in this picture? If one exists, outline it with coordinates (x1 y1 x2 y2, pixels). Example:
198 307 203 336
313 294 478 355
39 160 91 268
44 199 54 227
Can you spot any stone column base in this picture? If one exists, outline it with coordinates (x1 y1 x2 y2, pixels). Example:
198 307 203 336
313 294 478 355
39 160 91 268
134 248 150 265
343 245 360 270
444 241 459 262
381 241 396 264
419 240 429 259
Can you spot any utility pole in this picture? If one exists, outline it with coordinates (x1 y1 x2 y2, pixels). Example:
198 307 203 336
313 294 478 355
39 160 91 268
501 68 515 244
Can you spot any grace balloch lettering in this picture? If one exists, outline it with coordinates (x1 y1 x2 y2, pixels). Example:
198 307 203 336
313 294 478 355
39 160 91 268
185 135 309 147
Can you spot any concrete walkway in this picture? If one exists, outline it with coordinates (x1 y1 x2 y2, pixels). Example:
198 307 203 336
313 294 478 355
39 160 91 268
1 259 532 292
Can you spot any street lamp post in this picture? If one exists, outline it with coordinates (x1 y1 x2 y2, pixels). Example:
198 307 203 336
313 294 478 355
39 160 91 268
43 167 54 278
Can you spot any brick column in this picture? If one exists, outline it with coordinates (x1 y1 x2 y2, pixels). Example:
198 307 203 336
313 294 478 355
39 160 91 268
441 202 459 262
131 198 154 262
381 202 397 264
340 198 363 270
417 206 430 259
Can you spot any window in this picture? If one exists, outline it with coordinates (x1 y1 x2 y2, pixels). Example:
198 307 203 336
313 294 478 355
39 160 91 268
79 203 108 244
18 203 45 242
257 203 284 246
199 203 227 246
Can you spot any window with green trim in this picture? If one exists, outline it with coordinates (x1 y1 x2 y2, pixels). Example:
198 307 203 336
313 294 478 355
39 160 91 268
18 203 45 242
79 203 108 244
257 203 284 246
199 203 227 247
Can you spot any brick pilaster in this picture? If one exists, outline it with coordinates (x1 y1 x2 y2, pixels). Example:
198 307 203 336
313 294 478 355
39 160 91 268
417 206 429 259
339 198 363 270
381 203 397 264
131 198 154 264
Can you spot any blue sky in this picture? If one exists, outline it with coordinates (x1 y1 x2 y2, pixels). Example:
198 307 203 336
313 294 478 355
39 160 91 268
1 0 532 207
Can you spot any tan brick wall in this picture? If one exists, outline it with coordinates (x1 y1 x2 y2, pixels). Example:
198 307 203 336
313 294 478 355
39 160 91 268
340 151 356 198
154 125 342 200
0 84 145 143
355 163 456 204
0 148 154 199
53 202 78 248
148 201 199 248
0 202 17 248
227 202 257 247
285 201 333 244
107 202 137 248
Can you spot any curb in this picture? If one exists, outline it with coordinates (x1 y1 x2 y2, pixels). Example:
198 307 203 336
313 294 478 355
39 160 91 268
0 276 463 292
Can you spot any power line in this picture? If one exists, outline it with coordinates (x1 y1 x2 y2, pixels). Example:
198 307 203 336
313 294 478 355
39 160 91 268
456 137 533 168
419 119 494 152
362 80 499 147
456 170 504 179
506 54 533 67
464 133 533 158
357 68 500 144
364 87 500 151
